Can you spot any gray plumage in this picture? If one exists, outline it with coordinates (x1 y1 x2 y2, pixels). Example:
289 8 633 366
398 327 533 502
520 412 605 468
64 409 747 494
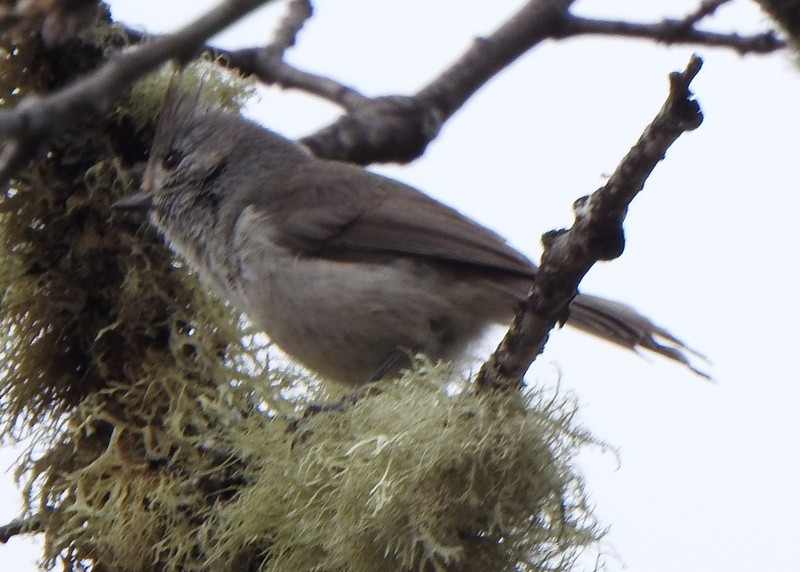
115 83 704 384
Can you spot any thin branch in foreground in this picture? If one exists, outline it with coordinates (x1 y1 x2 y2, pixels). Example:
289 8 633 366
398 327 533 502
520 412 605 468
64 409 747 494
0 0 276 185
475 55 705 393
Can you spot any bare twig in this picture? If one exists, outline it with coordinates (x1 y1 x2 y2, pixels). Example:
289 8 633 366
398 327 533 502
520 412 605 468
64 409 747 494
214 47 369 111
209 0 369 111
475 55 705 392
0 0 276 184
559 15 784 55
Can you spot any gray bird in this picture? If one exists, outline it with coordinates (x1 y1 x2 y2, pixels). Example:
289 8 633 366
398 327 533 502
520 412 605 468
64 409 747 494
115 84 702 385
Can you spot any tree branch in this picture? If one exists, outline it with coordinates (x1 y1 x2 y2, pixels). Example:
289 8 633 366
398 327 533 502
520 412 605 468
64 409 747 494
297 0 780 164
207 0 369 111
0 0 276 184
0 0 785 182
475 55 705 392
416 0 576 122
300 0 577 163
559 15 784 55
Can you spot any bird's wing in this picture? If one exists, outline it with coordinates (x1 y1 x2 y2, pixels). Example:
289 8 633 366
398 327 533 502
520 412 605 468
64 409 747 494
257 162 536 277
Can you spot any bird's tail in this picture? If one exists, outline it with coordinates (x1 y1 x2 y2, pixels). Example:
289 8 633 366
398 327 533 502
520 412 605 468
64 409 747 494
568 293 709 378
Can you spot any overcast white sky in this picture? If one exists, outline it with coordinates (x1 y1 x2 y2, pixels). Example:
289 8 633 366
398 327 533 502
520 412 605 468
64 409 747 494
2 1 799 570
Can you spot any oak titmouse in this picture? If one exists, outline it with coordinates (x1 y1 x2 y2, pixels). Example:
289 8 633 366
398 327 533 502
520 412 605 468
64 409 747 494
114 85 700 384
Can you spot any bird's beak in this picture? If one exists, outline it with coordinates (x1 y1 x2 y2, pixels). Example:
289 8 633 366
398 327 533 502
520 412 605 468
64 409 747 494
112 191 154 211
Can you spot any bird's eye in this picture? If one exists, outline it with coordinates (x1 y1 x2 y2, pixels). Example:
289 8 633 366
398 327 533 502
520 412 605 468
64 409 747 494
162 150 183 170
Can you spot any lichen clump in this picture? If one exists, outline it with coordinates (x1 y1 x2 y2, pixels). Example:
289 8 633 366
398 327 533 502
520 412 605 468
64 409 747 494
20 365 604 572
213 370 602 572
